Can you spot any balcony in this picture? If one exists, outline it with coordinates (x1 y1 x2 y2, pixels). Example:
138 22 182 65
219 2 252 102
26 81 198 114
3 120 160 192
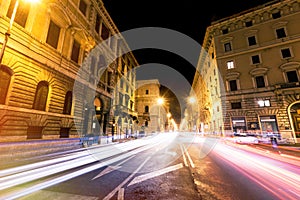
276 82 300 89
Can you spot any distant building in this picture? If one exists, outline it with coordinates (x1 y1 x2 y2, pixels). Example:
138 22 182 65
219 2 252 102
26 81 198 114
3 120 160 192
135 79 168 133
193 0 300 142
0 0 137 142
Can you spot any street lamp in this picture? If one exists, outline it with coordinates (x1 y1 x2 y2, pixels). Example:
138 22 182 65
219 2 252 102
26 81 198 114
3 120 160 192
0 0 39 64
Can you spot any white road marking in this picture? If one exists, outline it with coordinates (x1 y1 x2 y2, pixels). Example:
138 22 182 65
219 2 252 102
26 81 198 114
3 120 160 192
182 144 195 168
92 166 122 180
103 156 151 200
92 155 135 180
180 144 188 167
117 188 124 200
127 163 183 186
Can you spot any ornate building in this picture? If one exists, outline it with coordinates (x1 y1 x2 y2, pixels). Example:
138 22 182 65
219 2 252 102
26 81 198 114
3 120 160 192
111 51 138 140
0 0 137 142
135 79 168 134
194 0 300 142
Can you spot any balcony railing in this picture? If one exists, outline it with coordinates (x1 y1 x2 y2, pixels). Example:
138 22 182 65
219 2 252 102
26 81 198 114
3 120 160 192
276 82 300 89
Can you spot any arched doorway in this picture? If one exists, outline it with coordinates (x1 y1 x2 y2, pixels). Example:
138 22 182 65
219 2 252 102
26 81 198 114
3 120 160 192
94 98 103 135
288 101 300 141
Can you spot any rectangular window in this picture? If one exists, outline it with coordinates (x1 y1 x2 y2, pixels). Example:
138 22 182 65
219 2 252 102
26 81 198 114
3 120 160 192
272 12 281 19
95 14 101 33
276 28 286 39
130 101 133 110
248 36 257 46
60 128 70 138
227 61 234 69
245 21 253 27
251 55 260 64
27 126 43 139
46 20 60 49
0 69 11 104
231 102 241 109
229 80 238 91
286 71 299 83
255 76 265 88
281 48 292 58
222 28 228 34
119 93 123 105
71 40 80 63
7 0 30 28
79 0 87 16
258 100 270 107
101 23 110 40
224 42 232 52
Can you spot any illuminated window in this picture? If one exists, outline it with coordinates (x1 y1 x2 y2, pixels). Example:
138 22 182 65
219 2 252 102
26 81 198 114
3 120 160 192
258 100 270 107
0 66 12 104
227 61 234 69
46 20 60 49
33 81 49 111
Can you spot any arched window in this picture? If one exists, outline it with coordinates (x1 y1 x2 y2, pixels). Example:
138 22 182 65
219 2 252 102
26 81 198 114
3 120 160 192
145 105 149 113
33 81 49 111
63 91 72 114
0 66 12 104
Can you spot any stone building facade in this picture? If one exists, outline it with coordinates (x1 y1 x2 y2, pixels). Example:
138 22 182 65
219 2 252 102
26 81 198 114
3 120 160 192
135 79 168 133
111 52 138 139
0 0 137 142
194 0 300 142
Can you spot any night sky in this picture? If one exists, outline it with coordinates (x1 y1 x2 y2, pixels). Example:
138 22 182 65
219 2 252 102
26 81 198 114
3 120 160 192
102 0 275 122
103 0 274 83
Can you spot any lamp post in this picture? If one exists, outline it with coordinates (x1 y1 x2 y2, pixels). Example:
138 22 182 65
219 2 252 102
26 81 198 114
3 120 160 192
188 96 196 132
167 112 171 132
0 0 38 64
157 97 164 132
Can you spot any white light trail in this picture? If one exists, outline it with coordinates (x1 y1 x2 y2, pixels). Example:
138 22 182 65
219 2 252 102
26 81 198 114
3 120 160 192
0 133 175 199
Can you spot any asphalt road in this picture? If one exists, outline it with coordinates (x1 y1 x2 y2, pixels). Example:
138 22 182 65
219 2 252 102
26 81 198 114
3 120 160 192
0 132 299 200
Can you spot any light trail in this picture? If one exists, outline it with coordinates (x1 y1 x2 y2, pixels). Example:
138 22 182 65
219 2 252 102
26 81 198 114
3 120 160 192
213 143 300 200
0 133 177 199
